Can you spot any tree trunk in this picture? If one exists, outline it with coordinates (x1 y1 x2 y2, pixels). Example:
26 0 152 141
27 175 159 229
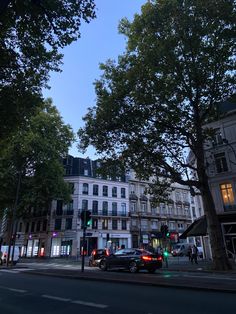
200 178 231 270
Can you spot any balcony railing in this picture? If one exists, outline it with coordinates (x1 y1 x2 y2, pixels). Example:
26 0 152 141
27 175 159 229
78 209 129 217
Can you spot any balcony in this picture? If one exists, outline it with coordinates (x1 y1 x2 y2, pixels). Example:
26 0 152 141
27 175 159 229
78 209 129 218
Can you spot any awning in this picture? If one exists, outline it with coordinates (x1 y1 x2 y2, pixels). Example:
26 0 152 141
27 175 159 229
180 212 236 239
179 216 207 239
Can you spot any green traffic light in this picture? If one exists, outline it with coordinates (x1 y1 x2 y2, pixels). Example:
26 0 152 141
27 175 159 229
166 232 170 237
163 251 168 257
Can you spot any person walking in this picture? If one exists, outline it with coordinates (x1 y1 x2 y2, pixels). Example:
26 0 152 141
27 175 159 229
187 245 192 261
191 245 198 264
0 250 3 266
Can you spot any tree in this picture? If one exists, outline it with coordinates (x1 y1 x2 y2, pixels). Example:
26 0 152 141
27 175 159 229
78 0 236 270
0 98 74 218
0 0 96 143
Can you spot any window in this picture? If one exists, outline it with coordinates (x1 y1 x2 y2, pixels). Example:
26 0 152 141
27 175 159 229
192 207 196 217
175 192 181 202
42 220 47 231
140 185 145 194
130 184 135 194
220 183 235 205
112 202 117 216
121 203 126 216
55 219 62 230
103 185 108 196
102 218 108 229
25 222 29 233
92 200 98 214
84 169 89 176
82 199 88 211
18 222 22 232
69 183 74 194
215 153 228 173
31 222 35 233
65 218 72 230
112 187 117 197
82 183 89 194
66 200 73 214
130 202 136 213
213 128 223 146
121 220 127 230
36 221 41 232
56 200 63 215
121 188 126 198
93 184 99 196
183 192 188 202
141 202 147 212
102 201 108 215
112 219 118 230
92 218 98 229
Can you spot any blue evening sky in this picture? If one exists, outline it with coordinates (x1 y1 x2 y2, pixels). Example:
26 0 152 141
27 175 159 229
43 0 146 158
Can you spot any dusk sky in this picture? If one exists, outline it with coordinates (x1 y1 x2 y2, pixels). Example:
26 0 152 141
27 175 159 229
43 0 146 158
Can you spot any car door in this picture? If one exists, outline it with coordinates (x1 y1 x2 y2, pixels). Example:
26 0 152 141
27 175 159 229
109 249 125 268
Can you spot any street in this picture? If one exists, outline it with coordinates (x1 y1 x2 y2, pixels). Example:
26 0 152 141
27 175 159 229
0 270 235 314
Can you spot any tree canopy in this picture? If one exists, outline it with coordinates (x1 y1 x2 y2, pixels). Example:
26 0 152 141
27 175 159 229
78 0 236 270
0 0 96 142
0 98 74 217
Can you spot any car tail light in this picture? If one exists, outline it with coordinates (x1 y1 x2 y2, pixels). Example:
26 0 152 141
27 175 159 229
92 250 96 255
142 255 152 261
157 256 162 261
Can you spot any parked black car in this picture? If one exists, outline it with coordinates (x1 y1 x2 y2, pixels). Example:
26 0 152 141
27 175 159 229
88 249 108 267
99 248 162 273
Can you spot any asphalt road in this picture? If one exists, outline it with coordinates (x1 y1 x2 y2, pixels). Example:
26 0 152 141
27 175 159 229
0 271 235 314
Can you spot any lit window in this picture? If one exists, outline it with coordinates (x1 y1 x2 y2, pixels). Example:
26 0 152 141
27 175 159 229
220 183 235 205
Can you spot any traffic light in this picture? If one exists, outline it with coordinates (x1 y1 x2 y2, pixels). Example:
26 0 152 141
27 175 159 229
163 250 169 258
80 210 92 228
161 224 169 238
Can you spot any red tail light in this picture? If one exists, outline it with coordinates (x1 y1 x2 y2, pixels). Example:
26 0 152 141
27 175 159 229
142 255 152 261
92 250 96 255
157 256 162 261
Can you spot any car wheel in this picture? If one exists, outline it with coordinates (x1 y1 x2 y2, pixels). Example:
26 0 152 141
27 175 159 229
129 261 138 273
99 260 107 271
148 268 156 274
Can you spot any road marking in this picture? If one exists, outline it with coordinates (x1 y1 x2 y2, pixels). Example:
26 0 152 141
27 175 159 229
42 295 71 302
7 288 27 293
71 300 108 309
0 269 20 274
0 285 27 293
41 294 108 309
